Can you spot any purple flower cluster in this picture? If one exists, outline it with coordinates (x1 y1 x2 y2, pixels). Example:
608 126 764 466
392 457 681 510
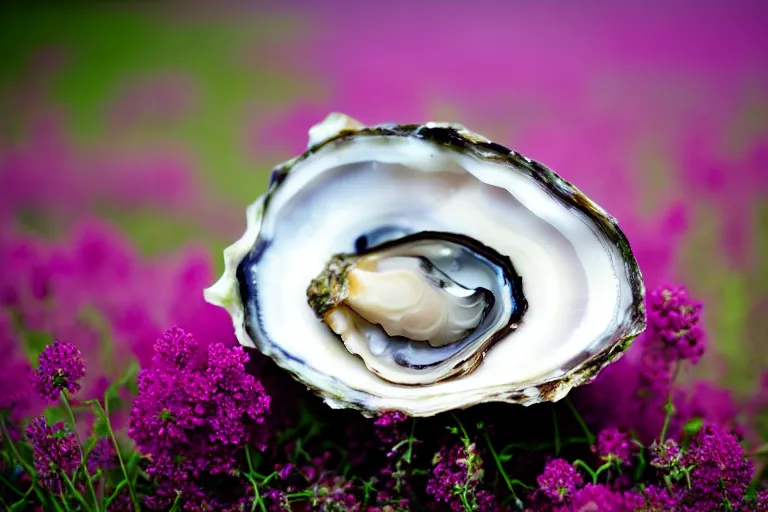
3 284 766 512
647 285 706 363
128 326 270 509
533 460 657 511
633 284 707 398
557 483 627 512
680 424 754 511
578 284 733 445
427 441 503 512
304 472 360 511
593 428 634 465
25 415 81 492
30 340 86 402
374 410 413 499
0 220 236 416
374 410 408 443
86 437 117 475
641 485 678 511
536 459 583 502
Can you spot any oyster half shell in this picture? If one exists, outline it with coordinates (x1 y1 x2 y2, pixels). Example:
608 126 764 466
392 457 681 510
205 113 646 417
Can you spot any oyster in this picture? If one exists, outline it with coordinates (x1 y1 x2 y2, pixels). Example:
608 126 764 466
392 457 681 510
205 113 646 417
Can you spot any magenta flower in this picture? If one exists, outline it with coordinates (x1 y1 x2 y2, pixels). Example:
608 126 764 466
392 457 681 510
86 437 117 474
151 325 197 369
621 489 646 510
374 410 408 428
31 340 86 402
756 490 768 512
374 410 409 446
647 284 706 364
638 345 676 393
263 488 289 511
641 485 678 511
128 326 270 510
25 415 81 492
426 441 500 511
681 424 753 511
426 444 469 507
275 463 294 480
536 458 584 503
593 428 634 465
556 483 626 511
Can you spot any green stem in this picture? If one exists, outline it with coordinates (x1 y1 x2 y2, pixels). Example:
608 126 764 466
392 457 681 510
634 442 647 481
593 461 613 483
663 473 673 491
57 491 73 512
168 492 182 512
573 460 598 484
451 413 471 446
485 433 526 508
566 398 595 444
659 400 676 444
0 472 23 495
552 408 561 456
61 469 93 512
403 419 416 464
0 415 34 475
261 471 279 487
89 398 140 511
103 480 129 510
243 472 264 512
0 415 50 506
459 490 472 512
9 485 34 511
285 491 313 499
60 392 100 511
244 446 266 512
659 363 681 444
245 444 257 474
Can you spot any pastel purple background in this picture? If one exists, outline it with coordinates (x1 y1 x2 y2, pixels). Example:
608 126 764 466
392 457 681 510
0 1 766 405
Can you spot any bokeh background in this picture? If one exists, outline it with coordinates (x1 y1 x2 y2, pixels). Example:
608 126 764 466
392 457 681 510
1 1 766 407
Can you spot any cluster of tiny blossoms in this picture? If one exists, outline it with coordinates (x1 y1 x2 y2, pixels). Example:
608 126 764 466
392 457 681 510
128 327 271 510
1 284 767 511
641 284 706 391
31 340 86 402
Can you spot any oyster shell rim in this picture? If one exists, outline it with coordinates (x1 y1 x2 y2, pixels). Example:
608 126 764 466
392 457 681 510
204 114 647 417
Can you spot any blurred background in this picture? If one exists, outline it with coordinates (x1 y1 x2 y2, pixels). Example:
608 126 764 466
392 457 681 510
0 1 766 404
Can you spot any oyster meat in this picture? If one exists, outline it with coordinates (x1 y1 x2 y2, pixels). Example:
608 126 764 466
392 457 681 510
306 231 526 385
205 113 646 417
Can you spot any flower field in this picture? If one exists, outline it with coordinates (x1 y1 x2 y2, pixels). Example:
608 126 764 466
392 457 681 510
1 3 767 511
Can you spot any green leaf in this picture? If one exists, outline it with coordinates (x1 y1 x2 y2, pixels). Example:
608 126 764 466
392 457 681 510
683 417 704 436
92 413 110 438
9 486 35 511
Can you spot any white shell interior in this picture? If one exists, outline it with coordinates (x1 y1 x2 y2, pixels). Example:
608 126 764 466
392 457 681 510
206 120 637 416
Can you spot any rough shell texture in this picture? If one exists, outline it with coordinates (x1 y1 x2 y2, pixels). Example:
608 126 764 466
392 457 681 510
204 114 646 417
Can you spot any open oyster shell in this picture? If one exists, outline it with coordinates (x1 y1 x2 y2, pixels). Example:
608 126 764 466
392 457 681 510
205 113 646 417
